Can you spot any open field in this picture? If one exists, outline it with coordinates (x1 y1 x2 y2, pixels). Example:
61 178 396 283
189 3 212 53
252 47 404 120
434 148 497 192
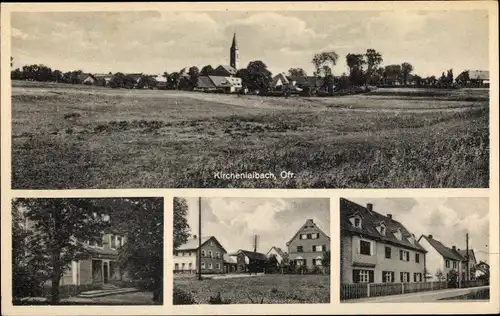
173 274 330 304
11 80 489 189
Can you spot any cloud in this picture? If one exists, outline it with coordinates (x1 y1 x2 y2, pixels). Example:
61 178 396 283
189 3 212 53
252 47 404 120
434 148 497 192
11 27 28 40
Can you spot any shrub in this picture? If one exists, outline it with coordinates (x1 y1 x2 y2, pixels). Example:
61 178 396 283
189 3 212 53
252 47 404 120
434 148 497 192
173 288 196 305
208 292 231 304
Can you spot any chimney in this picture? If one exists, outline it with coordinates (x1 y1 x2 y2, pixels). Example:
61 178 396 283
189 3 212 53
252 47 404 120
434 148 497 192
452 246 456 251
387 214 392 220
428 234 433 239
366 203 373 212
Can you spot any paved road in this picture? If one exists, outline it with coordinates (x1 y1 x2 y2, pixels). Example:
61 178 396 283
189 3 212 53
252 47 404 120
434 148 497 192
343 286 489 303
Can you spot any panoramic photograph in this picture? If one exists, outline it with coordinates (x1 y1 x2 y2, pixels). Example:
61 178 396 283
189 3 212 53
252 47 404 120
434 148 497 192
9 10 490 189
11 197 164 305
339 197 490 303
172 197 331 304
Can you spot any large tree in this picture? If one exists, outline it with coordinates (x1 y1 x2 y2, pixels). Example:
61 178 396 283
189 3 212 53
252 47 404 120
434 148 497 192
240 61 273 94
401 62 414 85
188 66 200 90
312 51 339 77
110 198 164 304
13 198 111 304
200 65 214 76
346 53 366 86
288 68 307 77
137 75 158 89
364 49 383 85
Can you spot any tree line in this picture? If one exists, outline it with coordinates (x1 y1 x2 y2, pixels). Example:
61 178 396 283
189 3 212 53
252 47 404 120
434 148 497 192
11 51 464 94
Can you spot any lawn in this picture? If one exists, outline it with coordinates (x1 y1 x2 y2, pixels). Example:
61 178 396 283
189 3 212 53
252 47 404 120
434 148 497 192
11 80 490 189
173 274 330 304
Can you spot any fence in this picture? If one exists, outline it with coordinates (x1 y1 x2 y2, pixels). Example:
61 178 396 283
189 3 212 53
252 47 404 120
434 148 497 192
340 279 487 300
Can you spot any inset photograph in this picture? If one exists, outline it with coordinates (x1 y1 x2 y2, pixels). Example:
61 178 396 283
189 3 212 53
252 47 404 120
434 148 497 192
173 197 330 304
11 197 164 305
340 197 490 303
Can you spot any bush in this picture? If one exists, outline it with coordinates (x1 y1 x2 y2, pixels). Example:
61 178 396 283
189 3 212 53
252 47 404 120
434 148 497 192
208 292 231 304
173 288 196 305
12 266 44 299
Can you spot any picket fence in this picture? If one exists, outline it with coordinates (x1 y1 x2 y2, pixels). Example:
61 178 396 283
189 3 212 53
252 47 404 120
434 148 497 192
341 279 488 300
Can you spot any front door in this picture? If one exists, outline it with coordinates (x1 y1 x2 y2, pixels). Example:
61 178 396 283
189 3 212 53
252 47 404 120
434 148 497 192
103 262 109 283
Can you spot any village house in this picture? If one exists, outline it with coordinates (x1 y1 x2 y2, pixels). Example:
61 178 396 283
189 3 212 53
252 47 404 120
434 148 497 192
79 73 96 85
229 249 268 273
456 70 489 87
417 235 469 282
340 198 426 284
475 261 490 279
266 246 287 264
93 73 113 86
457 249 477 280
287 218 330 269
173 235 226 274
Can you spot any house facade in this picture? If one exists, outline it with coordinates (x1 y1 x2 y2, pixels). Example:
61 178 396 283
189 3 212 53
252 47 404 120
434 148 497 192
457 249 477 280
229 249 267 273
340 198 427 284
266 246 287 264
287 218 330 269
418 235 467 282
173 236 226 274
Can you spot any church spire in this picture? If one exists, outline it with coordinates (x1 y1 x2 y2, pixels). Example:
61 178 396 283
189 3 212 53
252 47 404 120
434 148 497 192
230 32 239 70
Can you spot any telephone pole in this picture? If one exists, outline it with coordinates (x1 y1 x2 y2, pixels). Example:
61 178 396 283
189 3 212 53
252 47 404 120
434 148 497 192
198 197 202 281
466 233 469 281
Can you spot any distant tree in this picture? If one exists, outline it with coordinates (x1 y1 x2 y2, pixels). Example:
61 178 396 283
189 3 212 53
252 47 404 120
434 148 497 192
51 70 63 83
11 68 22 80
242 61 273 94
288 68 307 77
167 72 181 90
12 198 111 304
173 198 191 249
455 70 469 86
365 49 383 85
200 65 214 76
188 66 199 90
383 64 402 85
109 72 125 88
137 75 158 89
446 69 454 85
401 62 414 85
346 53 366 86
312 51 339 77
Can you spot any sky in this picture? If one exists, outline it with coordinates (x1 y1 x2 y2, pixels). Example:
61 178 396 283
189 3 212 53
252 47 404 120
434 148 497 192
180 197 330 255
11 10 489 77
348 197 490 263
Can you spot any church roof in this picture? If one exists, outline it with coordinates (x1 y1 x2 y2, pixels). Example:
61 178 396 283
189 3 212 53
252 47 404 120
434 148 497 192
215 65 237 76
231 33 238 49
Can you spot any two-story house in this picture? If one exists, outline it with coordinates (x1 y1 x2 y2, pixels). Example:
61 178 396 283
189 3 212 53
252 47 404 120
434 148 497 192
417 235 465 281
287 218 330 269
340 198 427 284
173 236 226 274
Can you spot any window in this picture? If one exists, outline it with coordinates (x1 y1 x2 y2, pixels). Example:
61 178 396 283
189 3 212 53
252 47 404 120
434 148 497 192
314 258 323 266
413 273 423 282
181 251 185 256
380 226 386 235
96 236 103 248
312 233 318 239
415 253 420 263
400 250 409 262
216 263 220 269
354 218 361 228
110 235 116 249
353 269 374 283
300 234 307 240
117 237 122 247
360 240 371 256
400 272 410 283
201 262 205 269
201 250 205 257
216 252 220 259
385 247 391 259
181 263 185 270
453 261 457 269
188 252 192 256
188 263 192 270
445 260 450 268
382 271 395 283
208 251 212 258
297 246 303 253
208 263 212 270
175 263 179 270
307 233 312 239
210 240 214 246
313 245 323 252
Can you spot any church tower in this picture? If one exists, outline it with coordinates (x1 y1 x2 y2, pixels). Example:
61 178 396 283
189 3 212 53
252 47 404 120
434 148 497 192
230 33 239 70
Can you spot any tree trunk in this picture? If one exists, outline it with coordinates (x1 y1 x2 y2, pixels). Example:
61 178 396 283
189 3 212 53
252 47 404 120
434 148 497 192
51 250 61 304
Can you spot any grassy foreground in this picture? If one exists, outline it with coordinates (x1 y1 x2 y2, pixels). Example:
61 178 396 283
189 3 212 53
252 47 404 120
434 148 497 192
11 81 489 189
173 274 330 304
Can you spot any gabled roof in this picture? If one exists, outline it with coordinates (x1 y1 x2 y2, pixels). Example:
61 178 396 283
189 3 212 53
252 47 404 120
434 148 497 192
286 218 330 246
208 75 241 88
125 73 143 82
215 65 237 75
419 235 463 261
267 246 287 259
93 73 113 79
197 76 216 89
175 236 227 254
231 249 267 261
272 72 290 87
467 70 489 80
457 249 477 263
288 76 321 88
340 198 426 252
223 253 237 264
77 73 95 81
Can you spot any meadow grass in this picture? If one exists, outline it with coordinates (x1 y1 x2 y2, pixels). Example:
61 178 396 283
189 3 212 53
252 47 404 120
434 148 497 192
173 274 330 304
11 82 489 189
